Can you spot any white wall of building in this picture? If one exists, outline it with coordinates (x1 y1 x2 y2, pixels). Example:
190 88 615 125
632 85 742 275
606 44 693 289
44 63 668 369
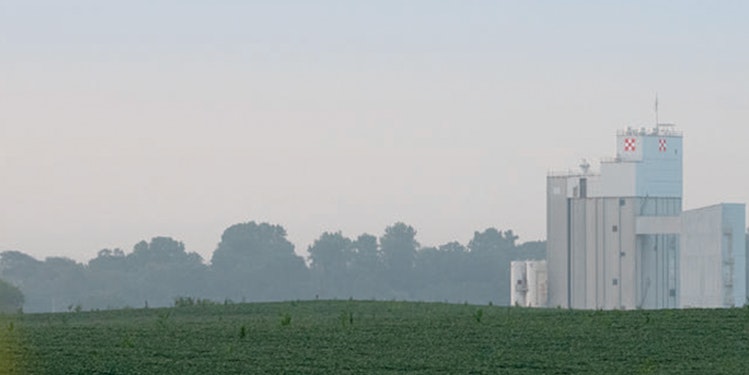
680 204 746 308
599 162 637 197
635 135 682 198
526 261 548 307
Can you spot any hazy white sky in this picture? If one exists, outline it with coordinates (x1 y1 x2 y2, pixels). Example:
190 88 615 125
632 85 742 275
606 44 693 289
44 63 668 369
2 1 748 262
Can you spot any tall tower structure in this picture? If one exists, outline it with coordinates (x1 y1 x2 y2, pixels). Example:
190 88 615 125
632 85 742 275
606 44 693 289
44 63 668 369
547 125 683 309
547 123 746 309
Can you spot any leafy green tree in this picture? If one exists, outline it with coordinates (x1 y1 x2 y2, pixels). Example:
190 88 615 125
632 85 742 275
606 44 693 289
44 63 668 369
86 248 132 309
89 248 126 269
0 251 40 284
0 278 24 313
349 233 383 298
467 228 516 305
0 251 86 312
43 257 87 311
513 240 546 260
126 237 207 307
85 238 208 309
351 234 379 270
380 222 419 298
468 228 517 254
414 241 471 302
308 231 353 298
0 251 44 312
209 222 309 301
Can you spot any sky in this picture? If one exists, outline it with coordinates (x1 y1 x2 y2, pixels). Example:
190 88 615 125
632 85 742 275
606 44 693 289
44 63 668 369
1 1 748 263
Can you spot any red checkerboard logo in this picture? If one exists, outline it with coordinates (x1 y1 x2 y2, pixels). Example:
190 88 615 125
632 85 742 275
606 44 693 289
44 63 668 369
658 139 667 152
624 138 636 152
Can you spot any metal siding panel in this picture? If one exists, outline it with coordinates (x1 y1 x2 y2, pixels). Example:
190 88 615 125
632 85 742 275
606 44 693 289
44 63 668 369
635 136 683 198
620 198 637 309
636 216 681 234
680 205 724 307
599 162 637 197
722 204 746 306
604 198 620 309
596 199 605 308
546 176 570 308
570 199 588 309
585 199 598 308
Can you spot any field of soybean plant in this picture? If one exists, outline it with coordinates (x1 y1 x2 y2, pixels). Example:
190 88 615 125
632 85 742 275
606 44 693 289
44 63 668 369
2 300 749 374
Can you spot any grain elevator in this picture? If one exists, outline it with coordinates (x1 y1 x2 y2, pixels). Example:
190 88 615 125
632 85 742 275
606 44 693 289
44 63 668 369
545 124 745 309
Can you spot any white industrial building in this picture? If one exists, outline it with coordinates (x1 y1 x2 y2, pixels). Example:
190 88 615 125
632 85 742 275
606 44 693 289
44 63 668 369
546 124 746 309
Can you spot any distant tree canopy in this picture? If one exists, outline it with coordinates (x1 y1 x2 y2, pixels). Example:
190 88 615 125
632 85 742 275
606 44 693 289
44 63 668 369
380 222 419 298
211 222 298 272
209 221 309 302
308 231 353 298
0 221 546 312
0 278 24 313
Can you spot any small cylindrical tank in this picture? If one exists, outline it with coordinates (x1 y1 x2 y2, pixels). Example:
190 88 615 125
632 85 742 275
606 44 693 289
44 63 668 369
511 261 528 306
526 260 548 307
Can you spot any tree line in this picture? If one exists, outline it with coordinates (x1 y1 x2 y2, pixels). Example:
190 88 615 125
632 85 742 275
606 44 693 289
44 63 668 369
0 221 545 313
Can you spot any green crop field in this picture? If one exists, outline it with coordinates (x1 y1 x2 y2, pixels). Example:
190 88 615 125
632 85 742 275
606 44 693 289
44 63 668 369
1 300 748 374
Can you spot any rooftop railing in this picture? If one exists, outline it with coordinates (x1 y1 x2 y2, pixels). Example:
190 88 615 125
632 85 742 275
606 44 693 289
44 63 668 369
617 124 682 137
